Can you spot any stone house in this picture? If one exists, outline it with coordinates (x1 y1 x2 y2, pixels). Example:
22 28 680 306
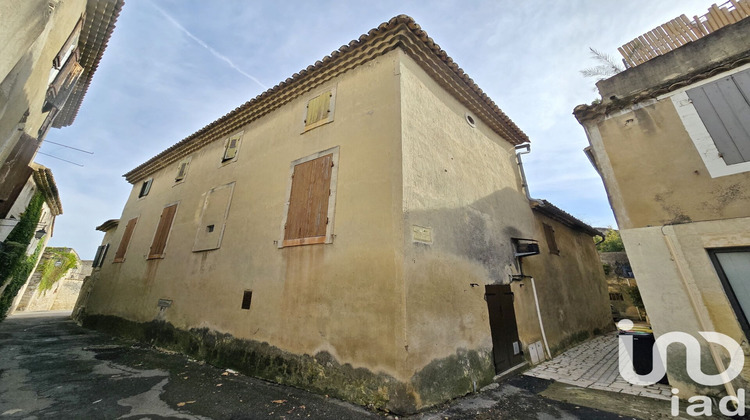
574 7 750 400
76 16 611 413
0 0 122 220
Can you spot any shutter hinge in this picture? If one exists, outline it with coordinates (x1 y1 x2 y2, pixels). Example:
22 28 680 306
326 217 329 225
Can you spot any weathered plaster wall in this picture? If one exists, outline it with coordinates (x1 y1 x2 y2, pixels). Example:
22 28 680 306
620 220 750 397
398 51 535 404
82 50 411 410
521 213 612 355
589 97 750 230
0 0 86 162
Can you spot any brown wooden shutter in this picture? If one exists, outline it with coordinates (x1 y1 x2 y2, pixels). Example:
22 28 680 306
283 154 333 246
149 204 178 259
53 17 83 69
543 223 559 255
113 218 138 263
305 91 331 127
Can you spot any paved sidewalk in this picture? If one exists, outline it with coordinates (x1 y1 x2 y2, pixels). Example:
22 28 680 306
523 332 673 400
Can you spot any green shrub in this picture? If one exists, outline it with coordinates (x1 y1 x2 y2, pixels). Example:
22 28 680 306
39 249 78 291
596 228 625 252
0 192 45 320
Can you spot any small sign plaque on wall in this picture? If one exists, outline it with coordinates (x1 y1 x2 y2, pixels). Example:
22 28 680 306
412 225 433 244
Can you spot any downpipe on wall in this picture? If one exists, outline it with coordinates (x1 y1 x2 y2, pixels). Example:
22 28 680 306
514 144 552 360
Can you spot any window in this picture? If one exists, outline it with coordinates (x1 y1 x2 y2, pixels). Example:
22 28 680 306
609 292 624 301
148 203 178 259
686 68 750 165
543 223 559 255
175 157 191 182
92 244 110 268
241 290 253 310
138 178 153 198
222 133 242 163
113 217 138 263
280 147 339 247
193 183 234 252
709 247 750 339
303 87 336 132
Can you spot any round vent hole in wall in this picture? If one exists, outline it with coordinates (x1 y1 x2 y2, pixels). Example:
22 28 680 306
465 113 476 127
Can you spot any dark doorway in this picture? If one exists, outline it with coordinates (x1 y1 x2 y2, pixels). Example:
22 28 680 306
485 284 524 373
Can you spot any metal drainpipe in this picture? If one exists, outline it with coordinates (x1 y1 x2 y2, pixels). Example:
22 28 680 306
514 144 543 206
514 143 552 359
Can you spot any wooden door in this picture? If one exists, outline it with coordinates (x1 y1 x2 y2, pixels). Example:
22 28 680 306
485 285 523 373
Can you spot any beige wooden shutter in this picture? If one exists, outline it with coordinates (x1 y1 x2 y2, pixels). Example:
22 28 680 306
175 159 189 181
149 204 178 259
113 217 138 262
305 91 331 127
223 135 240 161
283 153 333 246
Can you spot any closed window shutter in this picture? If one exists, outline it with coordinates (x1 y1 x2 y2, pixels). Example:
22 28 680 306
48 49 81 99
149 204 178 259
284 154 333 245
687 69 750 165
543 223 559 255
305 91 331 127
113 218 138 263
223 136 239 161
175 160 189 181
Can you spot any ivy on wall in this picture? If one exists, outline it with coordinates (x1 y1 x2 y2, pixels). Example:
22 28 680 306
0 192 45 320
39 248 78 292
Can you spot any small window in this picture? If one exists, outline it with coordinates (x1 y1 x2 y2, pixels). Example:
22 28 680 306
222 133 242 162
148 203 178 259
280 147 339 247
543 223 559 255
303 87 336 132
175 157 191 182
113 217 138 263
686 68 750 165
709 247 750 339
609 292 624 301
241 290 253 310
92 243 110 268
138 178 153 198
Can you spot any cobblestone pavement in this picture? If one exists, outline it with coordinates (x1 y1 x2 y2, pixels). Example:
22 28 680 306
523 332 673 401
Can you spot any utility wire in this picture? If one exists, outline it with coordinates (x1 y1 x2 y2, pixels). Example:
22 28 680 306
36 151 84 167
43 140 94 154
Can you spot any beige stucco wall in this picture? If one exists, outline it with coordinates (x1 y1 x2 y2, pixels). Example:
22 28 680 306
620 220 750 396
399 51 610 389
85 50 407 377
399 50 535 379
586 95 750 230
521 213 612 354
0 0 86 163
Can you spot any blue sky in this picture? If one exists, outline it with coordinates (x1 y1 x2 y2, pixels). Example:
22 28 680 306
38 0 713 258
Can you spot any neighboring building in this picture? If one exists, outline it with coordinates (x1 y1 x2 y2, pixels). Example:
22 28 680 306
12 248 92 313
0 0 123 218
0 165 62 315
599 250 645 322
76 16 610 413
575 5 750 399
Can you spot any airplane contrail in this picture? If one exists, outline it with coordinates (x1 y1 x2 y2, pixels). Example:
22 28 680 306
151 2 268 90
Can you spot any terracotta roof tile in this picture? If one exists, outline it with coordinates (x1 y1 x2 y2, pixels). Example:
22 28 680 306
54 0 124 128
124 15 529 183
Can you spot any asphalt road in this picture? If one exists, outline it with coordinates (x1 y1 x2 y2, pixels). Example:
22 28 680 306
0 311 697 419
